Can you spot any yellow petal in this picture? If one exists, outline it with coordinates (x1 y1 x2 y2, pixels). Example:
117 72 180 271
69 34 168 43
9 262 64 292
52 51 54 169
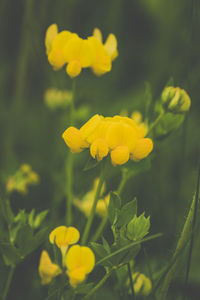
93 28 102 42
66 60 82 78
90 138 109 161
62 126 88 153
68 267 86 288
110 145 130 166
48 48 66 70
131 138 153 161
45 24 58 55
80 114 103 142
39 250 60 285
104 33 118 60
49 226 80 249
66 245 95 274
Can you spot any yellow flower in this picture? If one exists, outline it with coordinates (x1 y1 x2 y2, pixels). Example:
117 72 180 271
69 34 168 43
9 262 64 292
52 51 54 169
132 272 152 296
49 226 80 257
6 164 39 194
39 250 61 285
65 245 95 288
62 115 153 166
45 25 118 78
74 178 109 217
131 111 149 138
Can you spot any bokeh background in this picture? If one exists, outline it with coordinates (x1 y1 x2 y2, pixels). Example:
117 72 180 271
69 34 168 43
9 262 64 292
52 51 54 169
0 0 200 299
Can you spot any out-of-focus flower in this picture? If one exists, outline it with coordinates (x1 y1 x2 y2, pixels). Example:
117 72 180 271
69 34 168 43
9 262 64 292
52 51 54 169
65 245 95 288
62 115 153 166
6 164 39 194
45 24 118 78
49 226 80 257
131 111 149 137
161 86 191 113
44 88 72 110
39 250 61 285
74 178 109 218
132 272 152 296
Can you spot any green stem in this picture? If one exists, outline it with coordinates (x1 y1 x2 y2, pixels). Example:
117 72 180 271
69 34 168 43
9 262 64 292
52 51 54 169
81 167 105 245
159 190 198 299
82 270 112 300
91 214 108 242
183 160 200 300
2 266 15 300
65 79 76 226
148 110 165 135
127 263 135 299
117 168 128 196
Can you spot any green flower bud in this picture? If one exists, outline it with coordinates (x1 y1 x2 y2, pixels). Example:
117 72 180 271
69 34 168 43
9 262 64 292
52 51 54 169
126 213 150 241
161 86 191 113
44 88 72 110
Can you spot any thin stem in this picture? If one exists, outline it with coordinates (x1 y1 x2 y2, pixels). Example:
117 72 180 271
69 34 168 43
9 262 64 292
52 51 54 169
81 167 105 245
91 214 108 242
127 263 135 299
2 266 15 300
65 79 76 226
148 110 165 135
117 169 128 196
82 270 112 300
183 159 200 300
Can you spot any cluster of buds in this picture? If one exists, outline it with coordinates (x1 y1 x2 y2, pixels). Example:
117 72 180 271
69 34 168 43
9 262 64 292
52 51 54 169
74 178 109 218
62 114 153 166
39 226 95 288
45 25 118 78
6 164 39 194
131 272 152 296
44 88 72 110
161 86 191 113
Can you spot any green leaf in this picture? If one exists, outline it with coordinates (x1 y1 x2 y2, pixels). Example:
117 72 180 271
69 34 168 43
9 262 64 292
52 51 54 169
102 236 111 254
0 197 15 224
127 214 150 241
33 210 48 228
96 233 162 266
117 198 137 228
155 112 185 139
90 242 112 267
108 192 121 224
0 242 21 266
15 224 34 257
83 156 100 171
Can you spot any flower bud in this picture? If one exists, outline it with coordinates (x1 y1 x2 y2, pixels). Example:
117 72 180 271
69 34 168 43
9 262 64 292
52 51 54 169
132 272 152 296
161 86 191 113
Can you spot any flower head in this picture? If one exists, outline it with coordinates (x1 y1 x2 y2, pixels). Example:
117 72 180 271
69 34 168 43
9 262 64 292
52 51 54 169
62 114 153 166
49 226 80 256
132 272 152 296
65 245 95 288
39 250 61 285
161 86 191 113
45 25 118 78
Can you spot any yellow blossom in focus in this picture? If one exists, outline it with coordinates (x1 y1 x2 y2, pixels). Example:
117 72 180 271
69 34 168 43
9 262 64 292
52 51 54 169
6 164 39 194
49 226 80 256
74 178 109 218
65 245 95 288
62 114 153 166
39 250 61 285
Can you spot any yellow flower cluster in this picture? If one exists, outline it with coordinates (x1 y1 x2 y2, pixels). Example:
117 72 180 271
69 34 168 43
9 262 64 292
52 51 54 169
44 88 72 110
6 164 39 194
45 24 118 78
39 226 95 288
74 178 109 218
62 114 153 166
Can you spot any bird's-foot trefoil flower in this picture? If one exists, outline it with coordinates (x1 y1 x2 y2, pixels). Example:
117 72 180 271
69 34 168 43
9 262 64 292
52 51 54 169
65 244 95 288
49 226 80 257
39 250 61 285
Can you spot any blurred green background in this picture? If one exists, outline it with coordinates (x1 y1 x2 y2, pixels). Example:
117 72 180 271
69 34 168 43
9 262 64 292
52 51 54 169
0 0 200 299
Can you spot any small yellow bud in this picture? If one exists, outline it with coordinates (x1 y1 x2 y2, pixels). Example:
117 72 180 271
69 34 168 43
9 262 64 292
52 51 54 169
132 272 152 296
66 60 82 78
65 245 95 288
131 138 153 161
110 146 130 166
162 86 191 113
90 138 109 161
39 250 61 285
62 126 88 153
